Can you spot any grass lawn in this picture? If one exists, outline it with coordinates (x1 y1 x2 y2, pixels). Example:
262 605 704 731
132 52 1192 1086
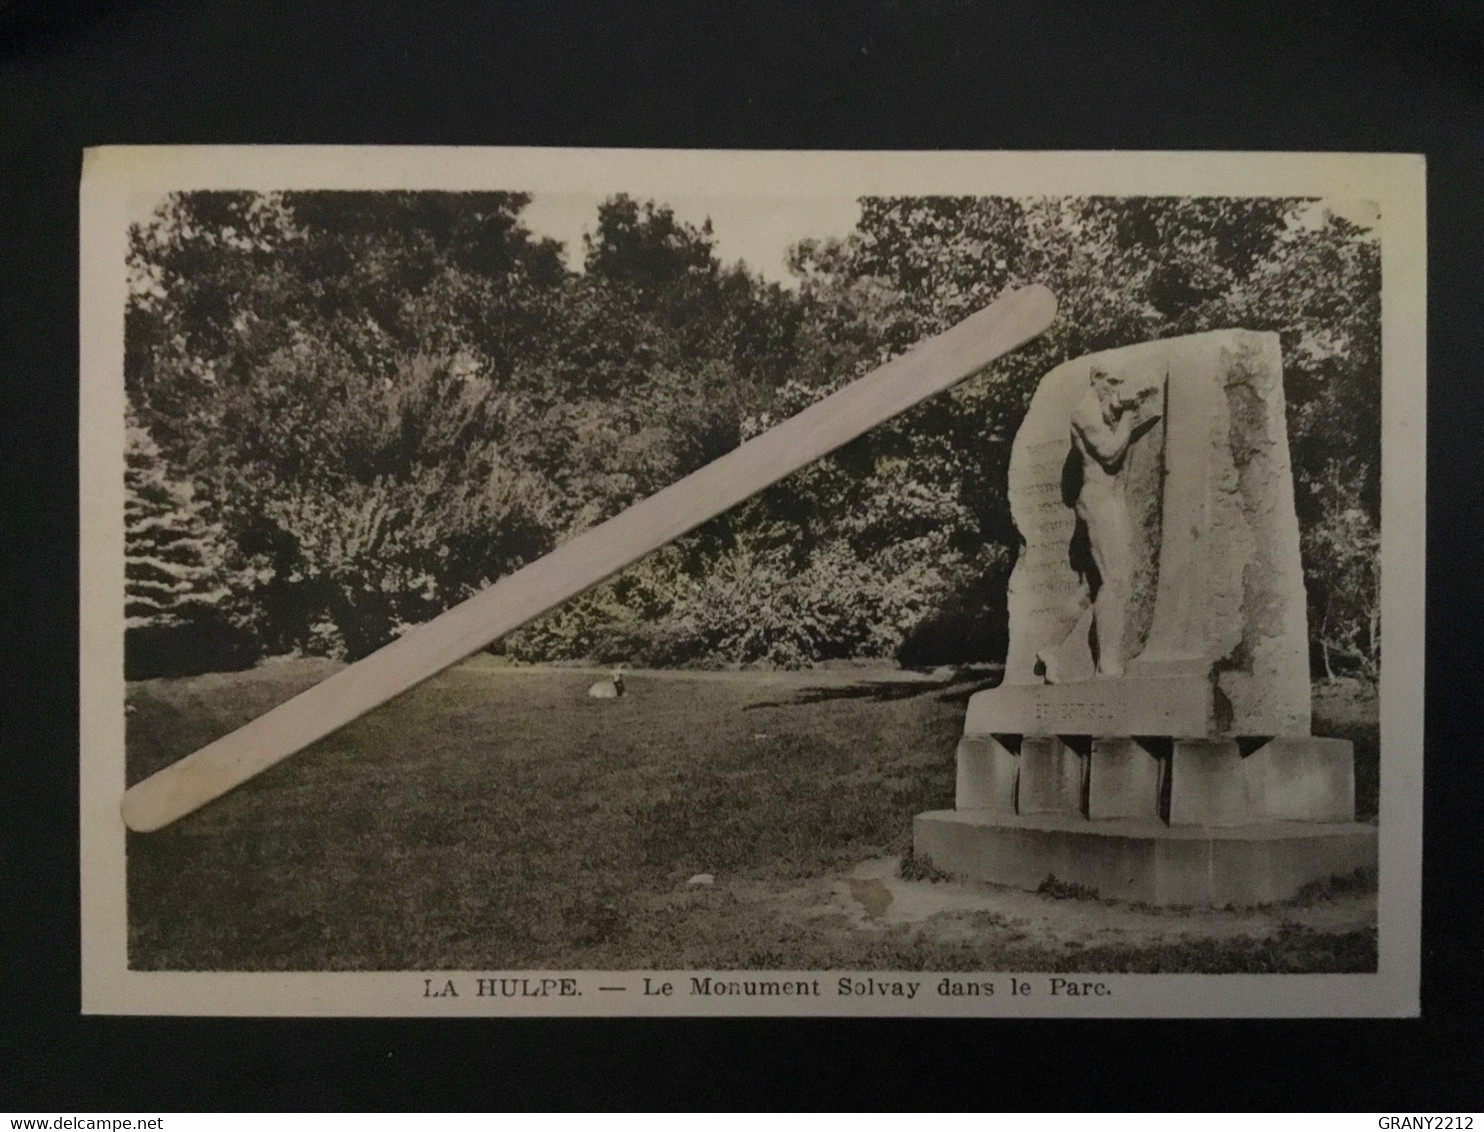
125 658 1377 972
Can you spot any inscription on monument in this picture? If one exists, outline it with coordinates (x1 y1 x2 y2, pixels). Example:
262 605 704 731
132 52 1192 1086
1033 697 1120 731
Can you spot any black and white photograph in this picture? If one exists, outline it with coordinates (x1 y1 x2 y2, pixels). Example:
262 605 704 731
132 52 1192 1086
78 147 1424 1016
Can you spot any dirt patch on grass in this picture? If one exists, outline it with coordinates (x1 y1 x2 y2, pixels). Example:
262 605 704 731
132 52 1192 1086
606 857 1376 973
840 857 1374 946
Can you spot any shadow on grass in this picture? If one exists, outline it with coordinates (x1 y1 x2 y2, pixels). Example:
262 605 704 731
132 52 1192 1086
743 666 1003 709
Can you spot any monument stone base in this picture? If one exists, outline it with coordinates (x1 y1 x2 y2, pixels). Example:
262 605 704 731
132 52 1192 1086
912 810 1377 907
915 720 1377 907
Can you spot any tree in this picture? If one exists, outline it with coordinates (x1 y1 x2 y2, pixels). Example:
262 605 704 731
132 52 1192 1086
583 194 717 298
124 410 257 677
127 192 577 661
1301 458 1380 681
127 191 567 463
123 188 1380 676
227 351 557 659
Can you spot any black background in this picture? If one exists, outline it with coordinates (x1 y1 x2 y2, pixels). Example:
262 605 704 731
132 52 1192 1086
3 0 1481 1111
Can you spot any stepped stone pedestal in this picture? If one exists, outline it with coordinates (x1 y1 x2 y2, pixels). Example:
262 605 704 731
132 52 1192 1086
913 811 1377 907
914 331 1377 906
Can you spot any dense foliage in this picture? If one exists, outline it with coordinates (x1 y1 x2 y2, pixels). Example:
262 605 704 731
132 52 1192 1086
124 191 1380 678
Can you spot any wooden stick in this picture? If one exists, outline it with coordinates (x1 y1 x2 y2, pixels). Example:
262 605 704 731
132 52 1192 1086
121 284 1056 832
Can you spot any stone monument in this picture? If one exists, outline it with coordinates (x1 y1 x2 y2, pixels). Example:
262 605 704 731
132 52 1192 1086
914 330 1377 905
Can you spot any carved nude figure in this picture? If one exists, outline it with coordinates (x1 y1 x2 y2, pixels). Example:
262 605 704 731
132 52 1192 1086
1066 366 1162 677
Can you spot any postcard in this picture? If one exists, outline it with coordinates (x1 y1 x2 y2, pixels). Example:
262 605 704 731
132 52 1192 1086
80 146 1424 1016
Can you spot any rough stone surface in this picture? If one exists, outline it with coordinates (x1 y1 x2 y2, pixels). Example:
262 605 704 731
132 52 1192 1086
955 735 1018 813
914 809 1378 906
984 329 1311 738
1168 739 1249 826
1243 736 1356 822
1017 736 1084 816
1087 738 1163 820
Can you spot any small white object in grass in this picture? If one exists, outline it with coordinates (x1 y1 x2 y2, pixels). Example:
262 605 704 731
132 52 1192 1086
687 873 715 887
753 733 770 741
587 667 625 699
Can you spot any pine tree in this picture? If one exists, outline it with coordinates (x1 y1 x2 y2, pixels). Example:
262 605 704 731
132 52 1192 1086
125 409 254 676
